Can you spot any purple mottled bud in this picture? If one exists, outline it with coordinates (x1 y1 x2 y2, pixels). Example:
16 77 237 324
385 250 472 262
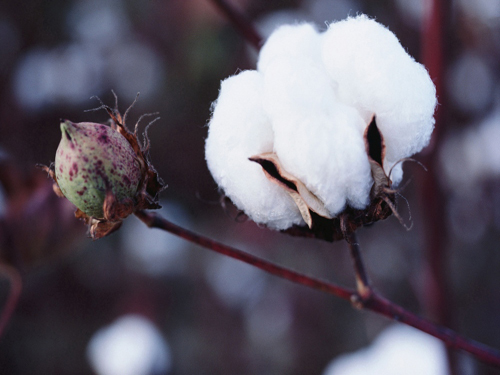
55 120 142 218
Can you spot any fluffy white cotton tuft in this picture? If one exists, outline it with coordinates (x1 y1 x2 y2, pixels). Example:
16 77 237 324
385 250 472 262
257 23 322 74
262 57 372 214
205 15 436 229
206 70 304 229
322 15 437 183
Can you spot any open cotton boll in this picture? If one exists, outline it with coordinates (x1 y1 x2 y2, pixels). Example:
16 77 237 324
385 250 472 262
206 15 436 233
257 23 322 75
205 70 304 229
322 15 436 182
262 57 372 215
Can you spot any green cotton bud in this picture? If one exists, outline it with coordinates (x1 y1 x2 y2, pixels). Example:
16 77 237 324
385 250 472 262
54 120 142 219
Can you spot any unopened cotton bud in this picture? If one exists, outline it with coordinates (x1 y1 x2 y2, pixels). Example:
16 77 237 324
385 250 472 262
55 121 142 218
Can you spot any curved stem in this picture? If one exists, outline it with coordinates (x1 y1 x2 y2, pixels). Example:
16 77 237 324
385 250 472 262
345 232 371 299
134 209 352 300
135 210 500 367
0 263 22 338
345 232 500 367
209 0 263 50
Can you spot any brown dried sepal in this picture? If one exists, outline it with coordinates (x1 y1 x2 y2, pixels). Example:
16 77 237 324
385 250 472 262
251 116 398 242
249 153 332 228
40 94 165 240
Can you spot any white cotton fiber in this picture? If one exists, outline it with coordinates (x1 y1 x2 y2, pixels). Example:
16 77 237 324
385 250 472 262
257 23 322 75
205 70 304 229
205 15 436 230
322 15 436 183
262 57 372 214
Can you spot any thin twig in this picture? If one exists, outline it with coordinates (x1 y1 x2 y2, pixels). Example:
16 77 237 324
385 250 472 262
134 209 500 368
0 263 22 338
134 209 353 300
421 0 455 372
209 0 263 50
345 232 371 299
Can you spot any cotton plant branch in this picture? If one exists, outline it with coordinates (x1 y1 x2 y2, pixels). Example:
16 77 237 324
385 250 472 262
209 0 263 49
420 0 456 372
135 209 500 368
420 0 452 325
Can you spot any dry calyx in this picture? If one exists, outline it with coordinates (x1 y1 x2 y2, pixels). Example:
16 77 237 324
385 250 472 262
41 96 165 239
250 116 399 242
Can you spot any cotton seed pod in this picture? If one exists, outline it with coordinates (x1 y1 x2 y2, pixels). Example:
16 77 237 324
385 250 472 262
55 120 142 219
206 15 437 241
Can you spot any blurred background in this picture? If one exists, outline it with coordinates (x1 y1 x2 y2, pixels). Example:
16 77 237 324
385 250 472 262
0 0 499 374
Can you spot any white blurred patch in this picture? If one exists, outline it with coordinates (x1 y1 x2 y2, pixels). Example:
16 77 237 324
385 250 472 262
459 0 500 26
13 44 102 110
447 190 489 243
67 1 131 47
393 0 431 29
323 324 448 375
0 18 20 70
13 0 163 111
440 106 500 189
121 200 191 277
244 286 293 345
106 42 165 101
87 314 172 375
447 52 494 114
204 253 266 310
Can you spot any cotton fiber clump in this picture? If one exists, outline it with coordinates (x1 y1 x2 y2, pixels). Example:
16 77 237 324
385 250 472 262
205 15 436 230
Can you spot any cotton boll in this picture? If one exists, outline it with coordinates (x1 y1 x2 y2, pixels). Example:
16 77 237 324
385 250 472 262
263 57 372 215
322 15 436 174
205 70 304 229
258 23 322 75
207 16 435 231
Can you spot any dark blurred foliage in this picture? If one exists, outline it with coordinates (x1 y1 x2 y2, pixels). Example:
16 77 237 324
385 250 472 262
0 0 499 374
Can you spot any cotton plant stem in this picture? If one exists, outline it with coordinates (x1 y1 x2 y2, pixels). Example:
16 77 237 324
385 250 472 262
421 0 455 373
345 232 371 299
134 209 353 300
421 0 450 328
0 263 22 338
342 233 500 368
135 210 500 367
209 0 263 50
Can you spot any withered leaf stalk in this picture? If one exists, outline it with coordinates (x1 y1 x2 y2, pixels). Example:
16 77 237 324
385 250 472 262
41 96 165 239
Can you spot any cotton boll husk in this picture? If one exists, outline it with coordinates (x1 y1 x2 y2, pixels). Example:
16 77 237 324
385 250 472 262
205 70 304 229
263 57 372 215
322 15 436 180
258 23 322 75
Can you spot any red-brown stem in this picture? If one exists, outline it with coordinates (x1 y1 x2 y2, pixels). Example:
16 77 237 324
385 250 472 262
134 209 352 300
363 293 500 367
421 0 455 371
345 232 371 299
209 0 263 50
0 263 22 338
421 0 450 326
135 210 500 367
